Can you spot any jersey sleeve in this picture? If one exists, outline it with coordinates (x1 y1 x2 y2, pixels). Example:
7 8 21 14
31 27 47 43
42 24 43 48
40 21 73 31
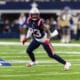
26 28 33 38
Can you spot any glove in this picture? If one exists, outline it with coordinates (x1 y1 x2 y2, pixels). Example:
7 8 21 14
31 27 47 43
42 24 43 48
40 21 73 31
44 39 50 44
22 37 27 45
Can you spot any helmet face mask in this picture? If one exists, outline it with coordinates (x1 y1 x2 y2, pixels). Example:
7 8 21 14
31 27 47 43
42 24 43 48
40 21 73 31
29 7 40 20
30 13 39 20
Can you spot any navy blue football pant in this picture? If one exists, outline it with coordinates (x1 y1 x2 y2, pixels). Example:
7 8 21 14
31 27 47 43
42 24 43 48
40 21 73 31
26 39 66 65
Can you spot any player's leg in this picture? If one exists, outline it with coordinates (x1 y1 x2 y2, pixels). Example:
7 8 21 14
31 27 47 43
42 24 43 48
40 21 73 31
26 39 40 66
42 42 71 70
42 42 66 64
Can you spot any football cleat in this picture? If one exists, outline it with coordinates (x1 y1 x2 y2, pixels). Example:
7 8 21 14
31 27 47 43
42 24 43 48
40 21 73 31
27 61 38 67
64 62 71 71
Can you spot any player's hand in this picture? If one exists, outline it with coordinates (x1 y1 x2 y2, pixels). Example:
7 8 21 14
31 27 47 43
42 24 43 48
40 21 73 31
44 39 50 44
22 37 27 45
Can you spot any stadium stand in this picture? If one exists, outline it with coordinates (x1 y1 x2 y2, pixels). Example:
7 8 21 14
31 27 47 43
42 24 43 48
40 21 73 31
0 0 80 40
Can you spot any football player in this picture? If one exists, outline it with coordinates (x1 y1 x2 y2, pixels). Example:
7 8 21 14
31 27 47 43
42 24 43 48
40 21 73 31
22 4 71 70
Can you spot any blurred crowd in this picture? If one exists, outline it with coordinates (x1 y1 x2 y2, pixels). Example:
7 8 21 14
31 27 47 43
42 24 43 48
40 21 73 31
45 13 80 43
0 8 80 42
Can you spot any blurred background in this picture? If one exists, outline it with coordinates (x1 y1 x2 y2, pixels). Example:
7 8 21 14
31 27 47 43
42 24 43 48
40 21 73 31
0 0 80 43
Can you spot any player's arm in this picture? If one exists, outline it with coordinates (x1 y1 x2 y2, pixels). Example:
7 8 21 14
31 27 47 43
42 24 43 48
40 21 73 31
42 24 51 39
22 28 33 45
41 24 51 44
26 28 33 39
41 22 58 43
42 23 59 38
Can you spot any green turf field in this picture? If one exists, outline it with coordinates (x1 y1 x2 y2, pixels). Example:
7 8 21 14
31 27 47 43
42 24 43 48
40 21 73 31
0 42 80 80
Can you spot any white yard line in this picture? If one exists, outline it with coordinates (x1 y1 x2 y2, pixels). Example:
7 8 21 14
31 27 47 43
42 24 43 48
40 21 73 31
0 60 80 63
0 51 80 54
0 42 80 47
0 42 23 46
36 51 80 54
